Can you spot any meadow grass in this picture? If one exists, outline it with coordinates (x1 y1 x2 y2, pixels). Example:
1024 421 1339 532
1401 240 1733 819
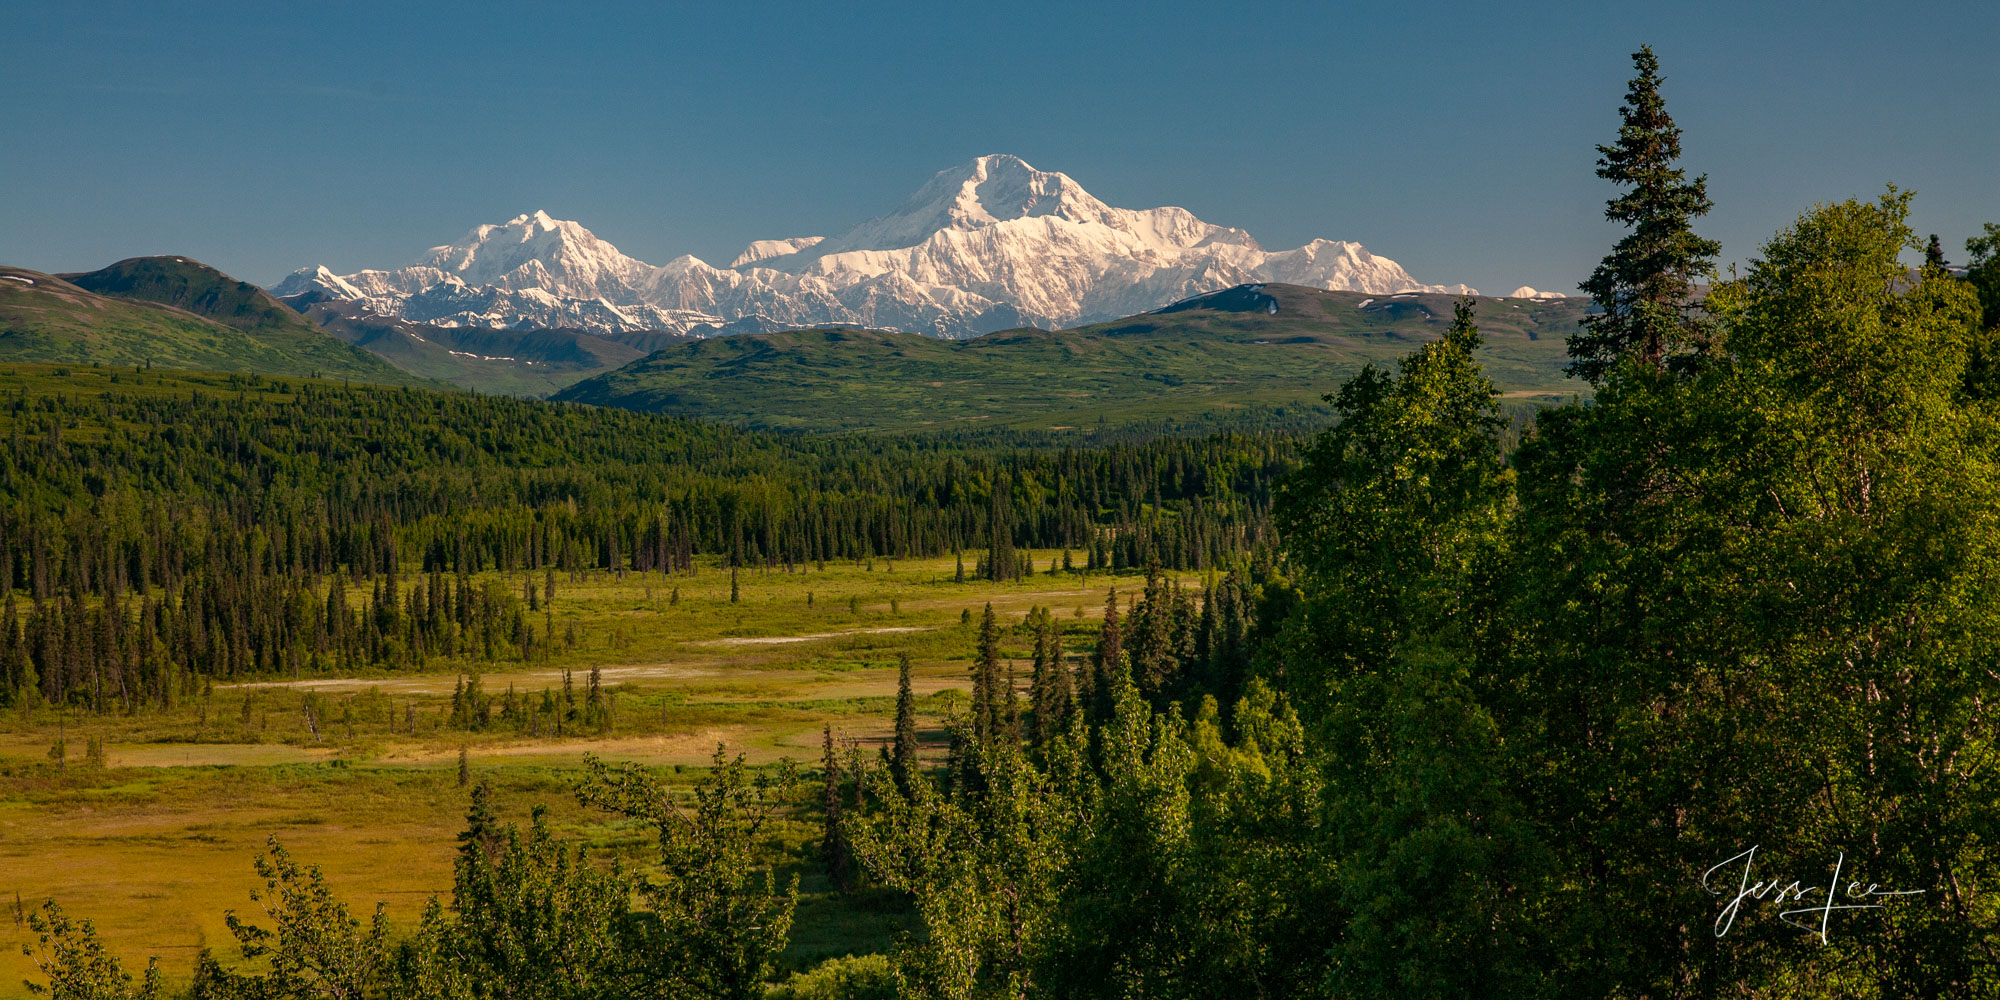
0 552 1164 995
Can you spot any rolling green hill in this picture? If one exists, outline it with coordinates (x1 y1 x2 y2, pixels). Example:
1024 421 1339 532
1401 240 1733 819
554 284 1591 433
289 295 689 396
0 257 432 386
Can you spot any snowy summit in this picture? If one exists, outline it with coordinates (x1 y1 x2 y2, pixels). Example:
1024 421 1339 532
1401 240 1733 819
275 155 1475 337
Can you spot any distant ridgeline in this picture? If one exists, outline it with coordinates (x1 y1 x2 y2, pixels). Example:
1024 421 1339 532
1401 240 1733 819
552 283 1588 434
0 365 1290 710
6 251 1587 432
0 258 435 387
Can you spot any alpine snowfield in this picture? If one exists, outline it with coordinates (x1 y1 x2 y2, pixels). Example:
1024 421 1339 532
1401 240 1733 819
275 155 1479 337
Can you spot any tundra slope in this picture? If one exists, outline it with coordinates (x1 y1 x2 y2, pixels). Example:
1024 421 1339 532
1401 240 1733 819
554 283 1588 433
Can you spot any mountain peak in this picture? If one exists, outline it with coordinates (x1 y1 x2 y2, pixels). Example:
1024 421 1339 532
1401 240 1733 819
929 154 1107 227
416 212 657 304
282 155 1474 336
504 209 559 232
888 153 1112 236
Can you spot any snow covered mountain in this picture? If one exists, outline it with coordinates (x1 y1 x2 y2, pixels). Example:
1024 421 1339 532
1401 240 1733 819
275 155 1478 338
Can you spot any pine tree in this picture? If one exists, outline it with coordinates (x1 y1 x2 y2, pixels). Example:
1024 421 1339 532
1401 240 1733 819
1128 566 1178 703
820 725 851 892
891 652 919 792
1091 588 1123 724
1570 45 1722 382
972 603 1002 742
984 484 1016 582
1926 233 1950 272
457 745 470 788
456 778 502 863
1028 610 1072 743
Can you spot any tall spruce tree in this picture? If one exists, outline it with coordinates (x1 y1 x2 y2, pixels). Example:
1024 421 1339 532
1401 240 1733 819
1570 45 1722 382
972 604 1002 742
891 652 919 791
820 725 851 892
1027 610 1072 743
1089 589 1123 724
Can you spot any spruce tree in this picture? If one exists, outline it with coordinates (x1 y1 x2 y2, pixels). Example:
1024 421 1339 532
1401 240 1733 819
1028 610 1072 743
972 604 1002 742
1128 567 1178 703
1046 617 1071 734
456 779 502 864
1570 45 1721 382
820 725 850 892
984 488 1016 582
891 652 919 791
1091 588 1123 724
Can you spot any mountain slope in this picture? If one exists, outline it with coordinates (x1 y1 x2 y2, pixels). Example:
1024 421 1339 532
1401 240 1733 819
0 262 426 386
291 295 689 396
30 257 433 385
278 155 1486 338
554 283 1587 433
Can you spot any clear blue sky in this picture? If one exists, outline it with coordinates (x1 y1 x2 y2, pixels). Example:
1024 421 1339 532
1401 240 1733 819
4 0 1995 295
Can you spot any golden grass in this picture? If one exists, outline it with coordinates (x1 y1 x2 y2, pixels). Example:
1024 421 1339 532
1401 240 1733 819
0 553 1171 996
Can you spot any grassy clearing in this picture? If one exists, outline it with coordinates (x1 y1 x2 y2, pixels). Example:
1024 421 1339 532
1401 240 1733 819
0 552 1160 995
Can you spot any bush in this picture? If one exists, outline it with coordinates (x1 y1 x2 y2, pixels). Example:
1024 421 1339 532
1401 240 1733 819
766 954 896 1000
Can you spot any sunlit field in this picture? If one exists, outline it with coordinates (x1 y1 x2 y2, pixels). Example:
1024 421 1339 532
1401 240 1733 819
0 553 1163 995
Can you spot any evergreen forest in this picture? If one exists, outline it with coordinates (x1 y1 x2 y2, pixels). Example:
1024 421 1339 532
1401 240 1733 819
11 47 2000 1000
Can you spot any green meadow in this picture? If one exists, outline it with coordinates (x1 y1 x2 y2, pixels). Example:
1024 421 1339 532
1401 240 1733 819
0 552 1156 995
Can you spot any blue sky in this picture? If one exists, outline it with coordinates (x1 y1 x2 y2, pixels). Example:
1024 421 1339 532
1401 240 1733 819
3 0 1995 295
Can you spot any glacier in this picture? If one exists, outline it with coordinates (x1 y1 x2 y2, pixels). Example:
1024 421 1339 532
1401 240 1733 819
274 154 1482 338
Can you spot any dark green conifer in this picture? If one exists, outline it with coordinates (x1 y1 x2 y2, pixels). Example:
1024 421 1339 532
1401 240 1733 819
820 724 851 892
1570 45 1721 382
891 652 919 791
972 603 1002 742
1090 588 1123 724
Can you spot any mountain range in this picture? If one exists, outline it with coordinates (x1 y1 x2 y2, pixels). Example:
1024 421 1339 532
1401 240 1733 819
273 154 1493 338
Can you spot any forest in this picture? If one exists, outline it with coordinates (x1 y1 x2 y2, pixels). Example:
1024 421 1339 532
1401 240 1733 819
12 46 2000 1000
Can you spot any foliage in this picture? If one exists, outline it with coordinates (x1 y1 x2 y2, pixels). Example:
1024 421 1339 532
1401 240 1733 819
765 954 897 1000
1272 299 1510 713
200 838 394 1000
0 363 1285 713
574 749 800 1000
1570 45 1722 381
19 901 161 1000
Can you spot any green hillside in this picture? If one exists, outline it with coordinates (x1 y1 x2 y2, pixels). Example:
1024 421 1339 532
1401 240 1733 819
0 257 432 386
293 296 687 396
555 283 1591 433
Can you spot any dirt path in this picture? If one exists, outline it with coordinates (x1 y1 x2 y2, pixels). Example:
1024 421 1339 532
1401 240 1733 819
698 625 935 646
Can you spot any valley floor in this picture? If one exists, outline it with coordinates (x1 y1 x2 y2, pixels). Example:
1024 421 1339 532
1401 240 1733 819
0 553 1156 996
